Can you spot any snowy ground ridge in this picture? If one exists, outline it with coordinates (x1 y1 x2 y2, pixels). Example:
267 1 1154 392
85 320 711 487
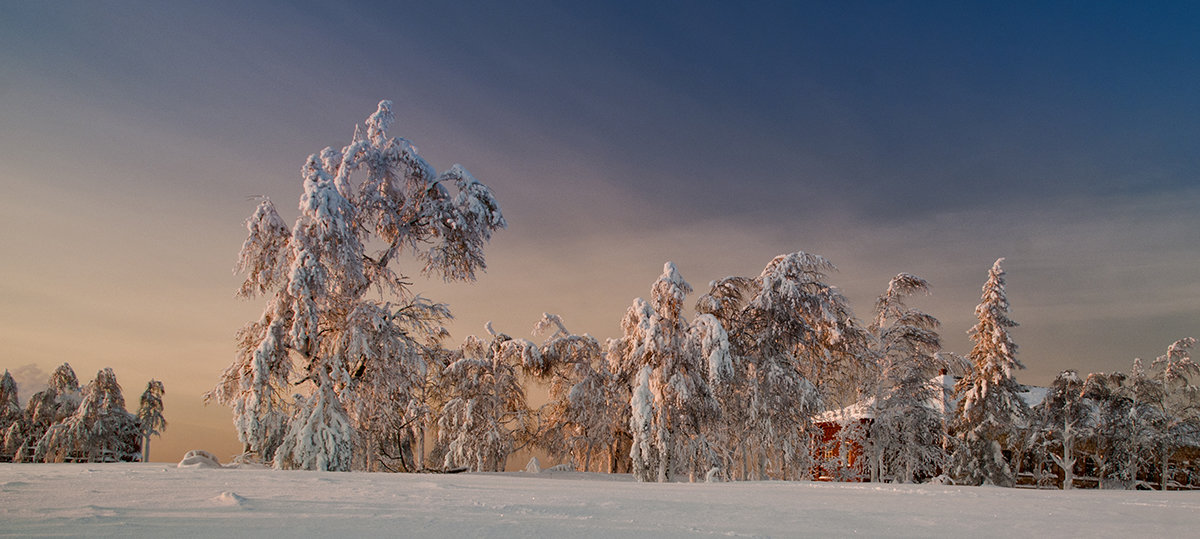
1 463 1197 538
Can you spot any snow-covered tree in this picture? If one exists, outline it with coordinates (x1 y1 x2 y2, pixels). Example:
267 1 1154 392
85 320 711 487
437 324 539 472
273 373 353 471
1117 357 1166 488
1038 370 1089 489
212 291 292 463
530 313 620 472
2 422 26 462
0 371 21 460
0 370 19 423
338 298 452 472
24 363 81 447
747 253 872 407
1089 342 1200 489
208 100 505 470
136 380 166 462
1148 338 1199 489
1079 371 1133 487
866 274 946 483
697 252 866 480
616 263 731 482
951 258 1029 487
37 368 139 463
1153 338 1199 397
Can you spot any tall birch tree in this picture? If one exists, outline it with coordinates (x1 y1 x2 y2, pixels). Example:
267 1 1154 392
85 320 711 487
209 101 505 470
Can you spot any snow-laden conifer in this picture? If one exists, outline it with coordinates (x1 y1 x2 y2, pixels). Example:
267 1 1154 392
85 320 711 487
2 422 26 462
0 370 18 416
209 101 504 470
951 258 1029 487
136 380 166 462
37 368 139 463
23 364 81 449
0 371 20 455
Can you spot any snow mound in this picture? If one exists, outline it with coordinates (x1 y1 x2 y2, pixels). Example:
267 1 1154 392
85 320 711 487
525 457 541 473
928 474 953 485
211 491 247 507
224 452 270 469
177 450 223 469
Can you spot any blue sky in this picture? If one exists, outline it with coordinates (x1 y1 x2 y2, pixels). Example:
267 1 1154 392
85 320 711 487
2 1 1198 458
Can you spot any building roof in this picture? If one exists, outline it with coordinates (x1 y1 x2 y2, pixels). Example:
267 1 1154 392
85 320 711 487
814 375 1047 423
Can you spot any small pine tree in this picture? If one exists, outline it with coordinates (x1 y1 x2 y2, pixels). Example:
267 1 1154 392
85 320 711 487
951 258 1029 487
136 380 167 462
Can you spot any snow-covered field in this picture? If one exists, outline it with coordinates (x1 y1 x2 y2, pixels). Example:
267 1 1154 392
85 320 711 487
1 463 1197 537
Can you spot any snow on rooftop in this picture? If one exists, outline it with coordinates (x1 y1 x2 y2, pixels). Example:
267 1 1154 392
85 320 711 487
814 397 876 423
1019 385 1049 408
816 375 1047 423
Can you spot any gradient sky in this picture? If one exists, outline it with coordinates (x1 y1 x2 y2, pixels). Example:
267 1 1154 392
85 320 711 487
2 1 1198 461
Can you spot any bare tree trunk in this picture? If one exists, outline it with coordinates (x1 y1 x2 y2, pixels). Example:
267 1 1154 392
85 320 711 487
656 414 670 482
1161 445 1170 491
1061 434 1075 490
416 423 425 472
734 444 744 480
1127 450 1138 490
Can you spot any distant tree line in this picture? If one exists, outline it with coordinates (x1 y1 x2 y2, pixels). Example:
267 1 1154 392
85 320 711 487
0 364 166 463
1022 339 1200 490
210 101 1200 489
